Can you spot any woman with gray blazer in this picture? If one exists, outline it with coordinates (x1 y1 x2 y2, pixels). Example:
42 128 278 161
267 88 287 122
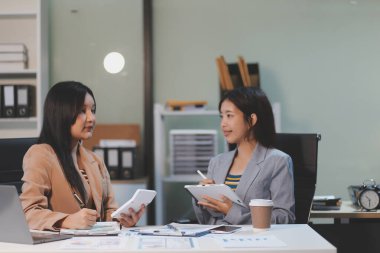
193 87 295 225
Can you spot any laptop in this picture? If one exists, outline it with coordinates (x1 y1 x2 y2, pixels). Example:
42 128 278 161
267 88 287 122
0 185 72 244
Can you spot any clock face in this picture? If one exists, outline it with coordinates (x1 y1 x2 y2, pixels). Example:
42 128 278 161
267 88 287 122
359 189 380 210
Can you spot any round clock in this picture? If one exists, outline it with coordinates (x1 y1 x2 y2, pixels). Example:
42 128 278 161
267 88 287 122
357 179 380 211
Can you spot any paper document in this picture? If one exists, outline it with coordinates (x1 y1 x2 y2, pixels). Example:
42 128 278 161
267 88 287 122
138 237 198 249
60 237 125 250
135 223 220 237
60 222 120 236
217 235 286 248
313 195 337 200
111 189 156 219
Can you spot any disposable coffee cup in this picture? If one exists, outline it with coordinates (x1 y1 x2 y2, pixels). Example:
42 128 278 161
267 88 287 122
249 199 273 232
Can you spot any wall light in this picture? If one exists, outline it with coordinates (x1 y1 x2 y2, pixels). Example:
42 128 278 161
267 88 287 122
103 52 125 74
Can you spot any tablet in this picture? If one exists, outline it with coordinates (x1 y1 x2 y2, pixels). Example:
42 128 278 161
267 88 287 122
184 184 247 207
111 189 157 219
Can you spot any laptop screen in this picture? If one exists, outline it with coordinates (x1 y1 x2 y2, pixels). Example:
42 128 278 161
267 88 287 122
0 185 72 244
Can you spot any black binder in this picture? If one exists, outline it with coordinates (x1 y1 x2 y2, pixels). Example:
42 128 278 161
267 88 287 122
15 85 33 117
119 147 136 180
1 85 16 117
106 147 120 180
93 146 119 180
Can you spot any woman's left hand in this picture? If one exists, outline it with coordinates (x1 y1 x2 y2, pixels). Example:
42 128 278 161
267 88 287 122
197 195 232 215
118 204 145 227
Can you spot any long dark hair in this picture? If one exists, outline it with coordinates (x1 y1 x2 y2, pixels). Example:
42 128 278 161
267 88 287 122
38 81 96 200
219 87 276 148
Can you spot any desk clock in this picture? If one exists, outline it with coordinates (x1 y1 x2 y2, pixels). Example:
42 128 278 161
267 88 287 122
353 179 380 211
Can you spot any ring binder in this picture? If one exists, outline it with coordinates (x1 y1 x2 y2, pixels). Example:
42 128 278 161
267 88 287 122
16 85 33 117
106 148 120 180
1 85 16 117
119 147 136 179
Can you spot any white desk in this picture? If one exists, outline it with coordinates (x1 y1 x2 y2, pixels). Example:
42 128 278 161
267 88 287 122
310 200 380 223
0 225 335 253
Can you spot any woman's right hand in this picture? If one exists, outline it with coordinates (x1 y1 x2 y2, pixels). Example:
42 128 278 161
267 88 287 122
199 178 215 185
60 208 98 229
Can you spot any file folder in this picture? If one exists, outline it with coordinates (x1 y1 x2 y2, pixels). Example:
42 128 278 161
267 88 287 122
119 147 136 179
15 85 33 117
0 86 2 115
1 85 15 117
93 146 105 160
106 148 120 180
93 146 119 179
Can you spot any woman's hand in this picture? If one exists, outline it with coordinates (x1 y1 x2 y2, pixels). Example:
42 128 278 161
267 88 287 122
61 208 98 229
197 195 232 215
199 178 215 185
118 204 145 227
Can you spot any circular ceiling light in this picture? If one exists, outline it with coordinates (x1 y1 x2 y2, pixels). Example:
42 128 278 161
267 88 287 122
103 52 125 74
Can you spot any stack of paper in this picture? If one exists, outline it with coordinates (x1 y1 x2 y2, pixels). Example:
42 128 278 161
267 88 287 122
312 195 342 210
0 43 28 71
60 222 120 236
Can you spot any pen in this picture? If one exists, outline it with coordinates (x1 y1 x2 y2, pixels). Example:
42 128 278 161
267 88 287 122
73 192 85 208
197 170 207 179
166 224 184 235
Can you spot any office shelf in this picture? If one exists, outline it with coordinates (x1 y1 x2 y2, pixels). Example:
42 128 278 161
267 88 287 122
0 70 37 77
153 103 220 225
0 0 48 138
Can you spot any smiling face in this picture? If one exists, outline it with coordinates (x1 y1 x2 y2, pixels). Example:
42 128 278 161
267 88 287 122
220 99 254 145
70 93 96 144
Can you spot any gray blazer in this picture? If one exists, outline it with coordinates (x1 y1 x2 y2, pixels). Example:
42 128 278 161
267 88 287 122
193 143 295 225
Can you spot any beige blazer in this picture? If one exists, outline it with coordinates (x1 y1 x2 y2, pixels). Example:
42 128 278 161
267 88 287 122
20 143 118 230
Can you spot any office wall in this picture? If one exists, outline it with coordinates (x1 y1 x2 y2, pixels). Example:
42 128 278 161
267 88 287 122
47 0 380 204
49 0 144 127
153 0 380 200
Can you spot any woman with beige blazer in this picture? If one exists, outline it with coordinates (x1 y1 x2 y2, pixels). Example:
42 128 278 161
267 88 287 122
20 81 145 231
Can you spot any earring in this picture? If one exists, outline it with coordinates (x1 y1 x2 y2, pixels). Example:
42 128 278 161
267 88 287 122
250 114 257 125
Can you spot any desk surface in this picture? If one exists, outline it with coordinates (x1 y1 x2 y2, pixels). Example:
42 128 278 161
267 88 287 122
310 200 380 219
0 224 335 253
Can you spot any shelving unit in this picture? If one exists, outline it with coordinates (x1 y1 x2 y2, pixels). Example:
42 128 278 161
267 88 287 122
0 0 48 138
153 103 221 225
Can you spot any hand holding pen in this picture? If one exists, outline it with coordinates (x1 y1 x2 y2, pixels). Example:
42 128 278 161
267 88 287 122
196 170 230 214
60 208 98 229
197 170 214 185
58 192 98 229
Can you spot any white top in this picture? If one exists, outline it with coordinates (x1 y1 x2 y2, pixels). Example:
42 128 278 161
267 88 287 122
0 224 335 253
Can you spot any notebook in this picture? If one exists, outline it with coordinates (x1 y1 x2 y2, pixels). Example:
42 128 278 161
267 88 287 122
0 185 72 244
184 184 247 207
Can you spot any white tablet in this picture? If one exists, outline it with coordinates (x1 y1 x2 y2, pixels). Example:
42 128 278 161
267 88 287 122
184 184 247 207
111 189 157 219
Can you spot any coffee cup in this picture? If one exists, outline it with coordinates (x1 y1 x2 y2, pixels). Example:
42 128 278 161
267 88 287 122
249 199 273 232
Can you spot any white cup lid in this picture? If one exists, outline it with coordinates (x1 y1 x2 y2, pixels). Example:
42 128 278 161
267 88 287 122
249 199 273 206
